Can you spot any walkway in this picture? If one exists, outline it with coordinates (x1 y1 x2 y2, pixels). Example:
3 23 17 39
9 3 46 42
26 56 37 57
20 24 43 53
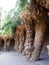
0 51 49 65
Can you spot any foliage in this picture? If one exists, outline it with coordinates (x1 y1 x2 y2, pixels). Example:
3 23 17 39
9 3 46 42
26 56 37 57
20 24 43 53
1 0 28 36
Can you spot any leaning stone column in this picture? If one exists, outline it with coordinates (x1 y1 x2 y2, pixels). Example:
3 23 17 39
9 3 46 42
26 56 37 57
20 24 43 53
4 36 11 51
20 10 34 59
18 27 26 54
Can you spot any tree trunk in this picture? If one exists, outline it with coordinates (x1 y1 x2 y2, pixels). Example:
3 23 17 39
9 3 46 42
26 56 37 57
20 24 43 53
30 23 46 61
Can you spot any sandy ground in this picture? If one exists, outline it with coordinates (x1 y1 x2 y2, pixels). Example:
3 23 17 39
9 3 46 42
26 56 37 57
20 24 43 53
0 41 49 65
0 50 49 65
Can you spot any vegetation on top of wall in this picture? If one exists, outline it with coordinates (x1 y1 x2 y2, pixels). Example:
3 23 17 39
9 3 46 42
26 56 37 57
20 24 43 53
1 0 28 37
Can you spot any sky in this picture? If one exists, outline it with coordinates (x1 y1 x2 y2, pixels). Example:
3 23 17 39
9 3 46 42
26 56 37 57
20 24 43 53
0 0 17 12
